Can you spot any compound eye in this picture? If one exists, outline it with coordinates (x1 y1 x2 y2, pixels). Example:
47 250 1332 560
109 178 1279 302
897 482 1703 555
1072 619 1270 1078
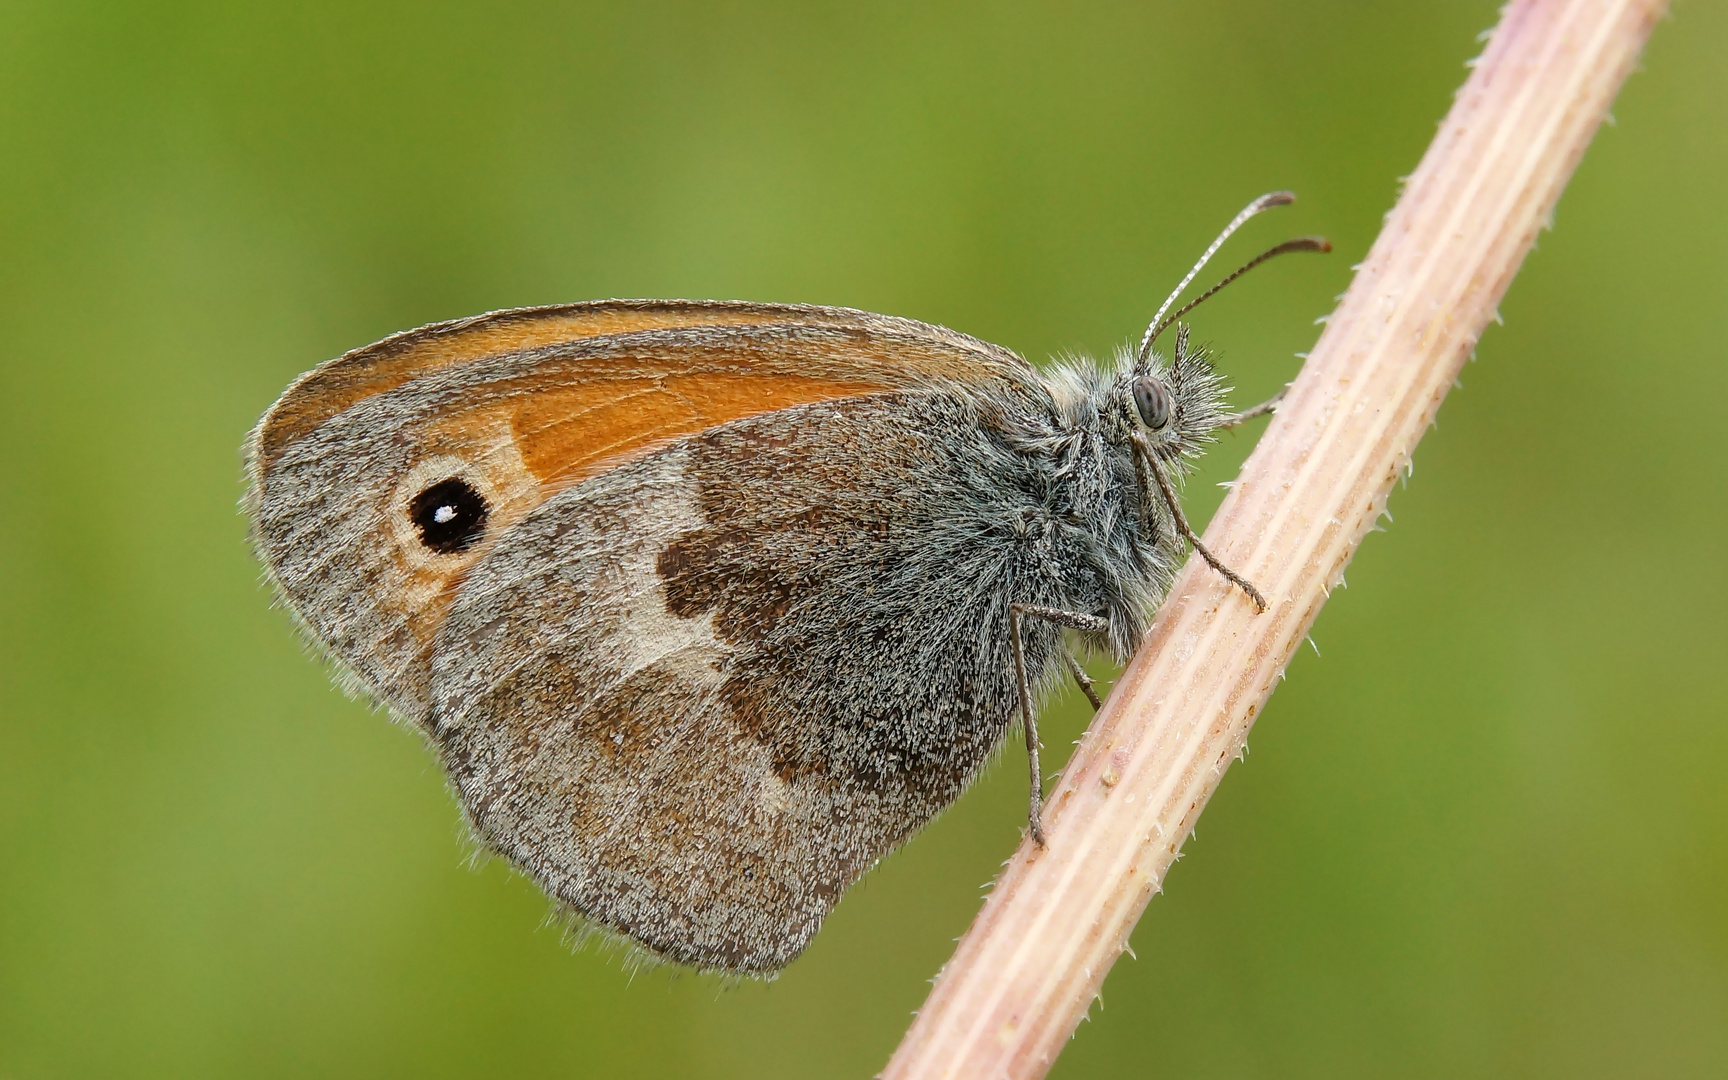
409 477 489 554
1132 376 1172 430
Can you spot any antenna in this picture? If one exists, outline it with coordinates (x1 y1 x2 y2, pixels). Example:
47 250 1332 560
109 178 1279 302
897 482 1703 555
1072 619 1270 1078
1145 236 1331 348
1136 191 1304 364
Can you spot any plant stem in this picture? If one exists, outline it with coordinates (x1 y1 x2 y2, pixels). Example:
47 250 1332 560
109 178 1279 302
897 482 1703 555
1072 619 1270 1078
880 1 1669 1076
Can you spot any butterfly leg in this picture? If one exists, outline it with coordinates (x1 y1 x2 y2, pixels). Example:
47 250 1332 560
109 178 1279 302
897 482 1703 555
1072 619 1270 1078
1061 649 1103 711
1217 385 1287 429
1010 603 1111 846
1132 434 1270 611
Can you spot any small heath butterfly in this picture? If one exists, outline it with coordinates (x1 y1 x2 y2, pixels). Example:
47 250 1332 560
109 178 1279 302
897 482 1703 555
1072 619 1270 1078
246 193 1326 973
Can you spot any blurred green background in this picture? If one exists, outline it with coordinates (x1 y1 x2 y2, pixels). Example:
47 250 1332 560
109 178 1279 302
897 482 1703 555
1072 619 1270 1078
3 1 1724 1076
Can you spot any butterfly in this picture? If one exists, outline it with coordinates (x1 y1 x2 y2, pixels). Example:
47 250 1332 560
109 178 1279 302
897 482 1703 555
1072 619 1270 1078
245 193 1325 974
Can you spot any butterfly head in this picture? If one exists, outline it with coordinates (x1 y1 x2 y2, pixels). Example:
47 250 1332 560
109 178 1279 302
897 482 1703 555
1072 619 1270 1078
1107 321 1227 469
1117 190 1329 459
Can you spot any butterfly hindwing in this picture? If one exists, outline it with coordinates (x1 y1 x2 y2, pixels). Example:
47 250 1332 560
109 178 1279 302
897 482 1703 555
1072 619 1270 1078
430 388 1076 971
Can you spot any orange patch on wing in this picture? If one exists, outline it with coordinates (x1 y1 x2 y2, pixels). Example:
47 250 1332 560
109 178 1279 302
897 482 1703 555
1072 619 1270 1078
509 373 887 484
259 305 802 466
388 370 888 647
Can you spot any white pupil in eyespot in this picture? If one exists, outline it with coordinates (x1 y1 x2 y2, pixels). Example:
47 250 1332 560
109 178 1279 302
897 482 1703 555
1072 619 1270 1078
434 505 457 524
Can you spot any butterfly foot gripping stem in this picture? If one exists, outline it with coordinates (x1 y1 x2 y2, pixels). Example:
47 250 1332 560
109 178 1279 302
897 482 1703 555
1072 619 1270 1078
1010 603 1113 846
1218 385 1289 429
1131 433 1270 612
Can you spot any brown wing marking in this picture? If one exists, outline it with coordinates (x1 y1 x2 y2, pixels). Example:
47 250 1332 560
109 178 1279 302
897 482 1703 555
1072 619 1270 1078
388 370 883 646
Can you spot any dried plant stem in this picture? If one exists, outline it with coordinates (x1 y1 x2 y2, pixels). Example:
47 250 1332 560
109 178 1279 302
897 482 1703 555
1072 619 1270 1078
881 1 1668 1077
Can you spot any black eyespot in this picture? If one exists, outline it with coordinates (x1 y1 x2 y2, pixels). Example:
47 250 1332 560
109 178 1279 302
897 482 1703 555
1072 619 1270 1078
409 478 489 554
1133 376 1172 430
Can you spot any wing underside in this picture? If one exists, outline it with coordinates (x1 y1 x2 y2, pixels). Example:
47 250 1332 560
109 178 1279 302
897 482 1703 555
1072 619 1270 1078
430 389 1056 972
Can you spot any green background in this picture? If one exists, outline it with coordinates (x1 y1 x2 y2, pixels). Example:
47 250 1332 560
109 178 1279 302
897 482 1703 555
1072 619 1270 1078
3 1 1724 1076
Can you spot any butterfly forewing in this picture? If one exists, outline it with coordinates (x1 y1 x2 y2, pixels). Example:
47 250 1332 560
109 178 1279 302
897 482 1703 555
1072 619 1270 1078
251 299 1033 468
246 301 1035 732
